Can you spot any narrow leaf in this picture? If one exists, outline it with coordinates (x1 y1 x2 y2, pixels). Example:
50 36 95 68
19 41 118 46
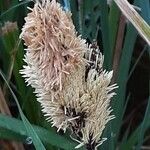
0 114 84 150
114 0 150 46
0 70 46 150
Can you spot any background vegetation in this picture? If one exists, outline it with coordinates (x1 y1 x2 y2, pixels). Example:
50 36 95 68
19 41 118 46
0 0 150 149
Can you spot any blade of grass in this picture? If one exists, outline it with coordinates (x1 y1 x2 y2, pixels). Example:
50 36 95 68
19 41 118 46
109 2 120 54
114 0 150 46
1 25 40 124
0 70 46 150
0 128 25 142
111 14 126 83
80 0 101 40
0 86 11 115
3 39 22 96
120 125 131 149
120 96 150 150
100 122 115 150
0 85 25 150
82 0 92 39
136 93 150 149
99 3 121 150
112 24 137 145
111 0 145 145
128 45 147 80
0 0 30 19
99 0 111 70
0 114 85 150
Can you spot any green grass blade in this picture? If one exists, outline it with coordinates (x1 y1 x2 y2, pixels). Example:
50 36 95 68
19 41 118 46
0 0 30 19
109 2 120 54
120 96 150 150
0 128 25 142
1 26 40 124
128 45 147 80
112 24 137 143
0 70 46 150
0 114 85 150
112 0 149 147
136 95 150 150
99 0 111 70
121 126 130 147
82 0 92 39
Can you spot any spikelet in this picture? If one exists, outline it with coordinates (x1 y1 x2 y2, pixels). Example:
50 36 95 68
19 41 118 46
20 0 118 149
20 0 86 91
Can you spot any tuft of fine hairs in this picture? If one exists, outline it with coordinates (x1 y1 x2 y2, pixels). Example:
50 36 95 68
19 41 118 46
20 0 118 149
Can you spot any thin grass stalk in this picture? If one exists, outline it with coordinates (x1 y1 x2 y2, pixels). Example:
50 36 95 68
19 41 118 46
0 87 11 115
128 45 147 80
99 0 111 70
111 14 126 83
108 2 120 53
3 39 21 96
0 1 30 19
0 86 25 150
112 24 137 145
114 0 150 46
0 70 46 150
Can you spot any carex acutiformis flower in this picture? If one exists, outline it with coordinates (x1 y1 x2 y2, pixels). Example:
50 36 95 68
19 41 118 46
20 0 118 149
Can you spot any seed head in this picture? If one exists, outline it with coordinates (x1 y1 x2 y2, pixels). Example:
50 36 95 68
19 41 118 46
20 0 86 91
20 1 118 149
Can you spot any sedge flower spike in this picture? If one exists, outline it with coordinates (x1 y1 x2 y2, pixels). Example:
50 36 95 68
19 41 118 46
20 0 86 91
20 0 118 149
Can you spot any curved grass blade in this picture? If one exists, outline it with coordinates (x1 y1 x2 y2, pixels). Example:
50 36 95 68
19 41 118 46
0 70 46 150
136 95 150 150
99 0 111 70
0 128 25 142
109 2 120 53
111 24 137 146
0 0 30 18
0 114 85 150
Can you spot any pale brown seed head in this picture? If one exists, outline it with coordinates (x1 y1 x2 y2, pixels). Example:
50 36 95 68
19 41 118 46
20 0 87 91
20 1 118 149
